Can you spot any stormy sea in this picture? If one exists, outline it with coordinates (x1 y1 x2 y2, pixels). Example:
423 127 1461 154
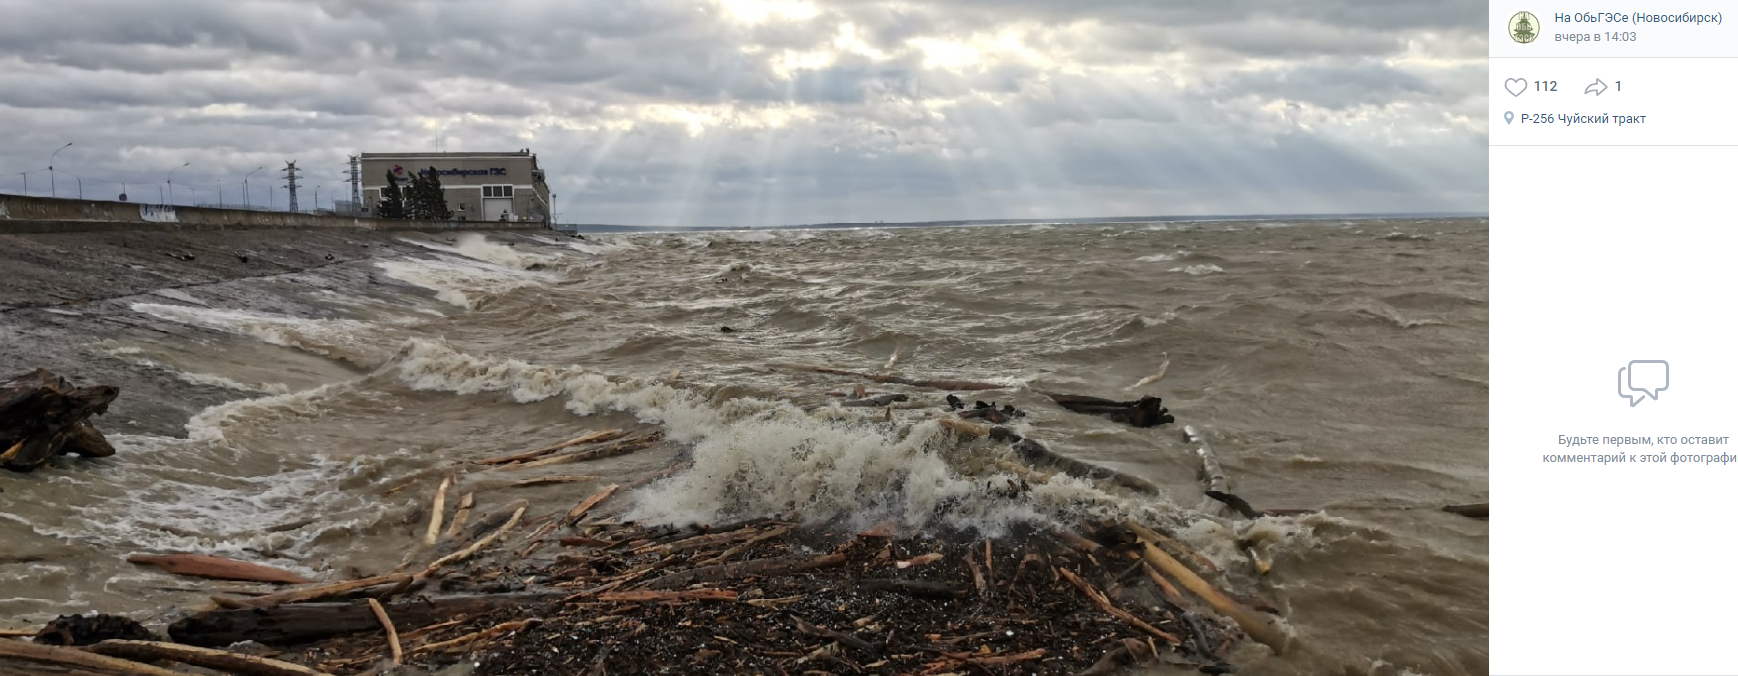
0 217 1487 675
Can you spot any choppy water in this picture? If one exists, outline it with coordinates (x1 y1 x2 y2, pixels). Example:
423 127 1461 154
0 218 1488 675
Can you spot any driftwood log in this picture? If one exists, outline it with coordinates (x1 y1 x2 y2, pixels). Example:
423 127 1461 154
1047 394 1175 428
939 419 1160 495
166 593 561 647
125 554 313 585
1 369 120 471
0 640 184 676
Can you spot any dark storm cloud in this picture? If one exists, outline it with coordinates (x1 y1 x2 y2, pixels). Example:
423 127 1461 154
0 0 1486 224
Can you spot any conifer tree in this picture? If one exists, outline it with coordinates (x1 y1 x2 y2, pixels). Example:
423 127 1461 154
378 171 406 219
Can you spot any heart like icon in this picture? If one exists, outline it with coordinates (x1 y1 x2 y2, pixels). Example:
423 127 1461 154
1504 78 1527 97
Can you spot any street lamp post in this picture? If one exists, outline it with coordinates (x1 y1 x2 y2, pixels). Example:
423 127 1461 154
166 162 190 206
243 166 264 209
49 142 71 198
314 185 322 213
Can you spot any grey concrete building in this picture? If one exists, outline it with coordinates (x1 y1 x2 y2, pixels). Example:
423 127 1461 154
360 150 552 223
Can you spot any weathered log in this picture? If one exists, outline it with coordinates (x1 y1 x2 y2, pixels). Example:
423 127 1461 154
0 640 183 676
1443 502 1488 519
565 484 619 524
937 419 1159 494
230 573 416 610
365 598 402 665
125 554 312 585
1 369 120 471
1205 491 1262 520
423 477 451 547
445 492 476 537
1048 393 1174 428
166 593 561 647
498 433 665 471
1123 520 1289 653
473 429 627 465
642 553 846 590
83 640 335 676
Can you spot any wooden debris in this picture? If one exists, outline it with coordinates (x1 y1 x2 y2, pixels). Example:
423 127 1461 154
166 593 561 647
1047 393 1174 428
511 475 602 487
1057 567 1180 644
1 368 120 471
0 639 184 676
84 640 336 676
125 554 312 585
1123 520 1289 653
412 619 542 654
474 429 627 465
498 433 665 470
694 525 793 566
643 553 847 590
565 484 620 524
425 504 526 573
446 492 476 537
1443 502 1488 519
1125 353 1170 390
366 598 403 665
597 589 739 603
423 476 451 547
230 572 416 610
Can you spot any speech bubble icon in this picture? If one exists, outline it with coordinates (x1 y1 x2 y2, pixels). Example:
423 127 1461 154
1625 360 1670 405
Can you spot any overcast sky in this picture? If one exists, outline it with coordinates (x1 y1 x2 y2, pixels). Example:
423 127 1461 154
0 0 1487 226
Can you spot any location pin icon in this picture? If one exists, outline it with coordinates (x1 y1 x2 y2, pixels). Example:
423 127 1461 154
1504 111 1515 125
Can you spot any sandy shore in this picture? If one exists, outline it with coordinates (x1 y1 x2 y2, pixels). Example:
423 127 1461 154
0 227 553 437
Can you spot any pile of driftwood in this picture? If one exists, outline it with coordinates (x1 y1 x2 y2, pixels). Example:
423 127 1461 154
1 490 1286 675
1 369 119 471
0 424 1291 676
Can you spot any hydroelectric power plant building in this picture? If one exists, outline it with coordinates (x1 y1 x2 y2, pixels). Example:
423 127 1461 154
359 150 552 223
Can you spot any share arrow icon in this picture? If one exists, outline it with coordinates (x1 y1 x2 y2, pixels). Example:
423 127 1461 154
1585 78 1609 96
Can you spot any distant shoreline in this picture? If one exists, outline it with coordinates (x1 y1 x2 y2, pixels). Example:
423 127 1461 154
554 212 1489 234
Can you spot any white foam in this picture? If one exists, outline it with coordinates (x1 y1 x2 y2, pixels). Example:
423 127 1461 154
1169 264 1224 276
1137 253 1177 262
184 384 344 443
131 303 391 367
384 339 1187 533
376 255 551 310
35 434 394 579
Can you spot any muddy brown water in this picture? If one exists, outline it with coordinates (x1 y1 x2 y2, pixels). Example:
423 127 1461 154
0 218 1487 675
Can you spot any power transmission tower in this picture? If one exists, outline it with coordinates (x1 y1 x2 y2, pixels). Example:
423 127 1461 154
282 161 301 212
347 155 361 214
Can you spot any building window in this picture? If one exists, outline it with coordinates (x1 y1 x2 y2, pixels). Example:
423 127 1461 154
482 185 513 198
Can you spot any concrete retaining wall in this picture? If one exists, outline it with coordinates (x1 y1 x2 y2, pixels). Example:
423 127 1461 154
0 193 546 234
